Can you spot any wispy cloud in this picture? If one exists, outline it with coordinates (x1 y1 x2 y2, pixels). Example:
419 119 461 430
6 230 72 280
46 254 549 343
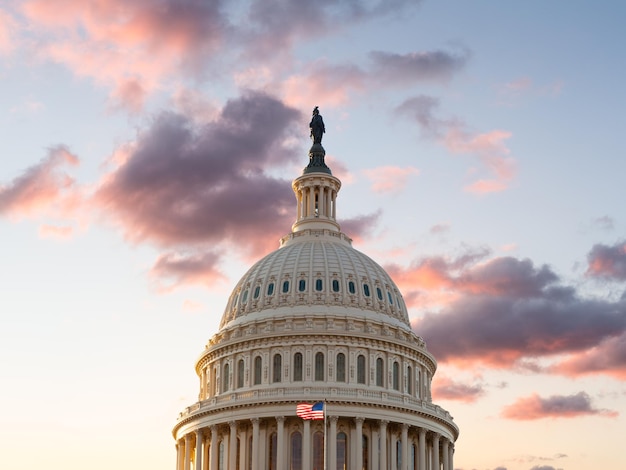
396 95 517 193
502 392 618 420
586 241 626 281
0 145 81 218
362 166 420 194
432 375 485 403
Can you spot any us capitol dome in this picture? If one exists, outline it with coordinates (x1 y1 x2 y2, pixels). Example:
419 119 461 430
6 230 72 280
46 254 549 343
172 108 459 470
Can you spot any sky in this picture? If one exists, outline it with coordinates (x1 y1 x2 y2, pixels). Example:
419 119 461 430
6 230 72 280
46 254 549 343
1 1 625 470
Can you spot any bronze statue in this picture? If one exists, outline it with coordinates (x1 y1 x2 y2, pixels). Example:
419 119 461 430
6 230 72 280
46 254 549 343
309 106 325 144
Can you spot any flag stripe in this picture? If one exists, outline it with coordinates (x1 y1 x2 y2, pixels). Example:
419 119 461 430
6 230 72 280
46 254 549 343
296 402 324 420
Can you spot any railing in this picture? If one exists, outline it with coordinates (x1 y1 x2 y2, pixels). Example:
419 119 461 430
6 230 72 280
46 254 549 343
177 385 454 423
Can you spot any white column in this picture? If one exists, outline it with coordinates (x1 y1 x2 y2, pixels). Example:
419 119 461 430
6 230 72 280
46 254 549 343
432 434 440 470
442 439 449 470
390 432 397 470
325 189 331 219
184 434 192 470
379 420 388 470
355 418 364 470
297 190 302 220
176 441 182 470
331 191 337 219
210 426 218 470
401 424 408 470
329 416 337 470
239 428 248 470
309 186 315 217
229 421 237 470
251 418 260 470
303 419 311 470
448 443 454 470
319 186 325 217
418 428 426 470
277 416 285 470
195 430 204 470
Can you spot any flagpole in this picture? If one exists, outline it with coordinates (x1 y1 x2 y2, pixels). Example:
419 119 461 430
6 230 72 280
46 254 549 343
323 399 327 470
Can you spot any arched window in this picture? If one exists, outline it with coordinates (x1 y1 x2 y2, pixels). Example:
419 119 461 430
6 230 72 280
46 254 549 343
267 283 274 296
376 287 383 300
273 354 282 383
313 432 324 470
376 358 384 387
407 365 412 395
242 290 249 303
237 359 244 388
332 279 340 292
293 352 303 381
268 432 277 470
290 432 302 470
348 281 356 294
298 279 306 292
282 280 290 293
253 286 260 299
357 355 366 384
315 352 324 381
396 440 402 469
336 353 346 382
254 356 262 385
315 279 323 291
337 432 347 470
393 361 400 391
363 284 370 297
388 291 393 304
222 363 230 392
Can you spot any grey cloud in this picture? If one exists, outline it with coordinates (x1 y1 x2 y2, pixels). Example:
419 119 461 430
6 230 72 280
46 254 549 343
587 241 626 281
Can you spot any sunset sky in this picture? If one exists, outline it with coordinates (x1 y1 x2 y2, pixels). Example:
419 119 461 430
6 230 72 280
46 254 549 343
1 1 625 470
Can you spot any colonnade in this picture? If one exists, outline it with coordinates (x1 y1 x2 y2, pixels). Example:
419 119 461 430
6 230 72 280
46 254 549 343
295 182 338 221
176 416 454 470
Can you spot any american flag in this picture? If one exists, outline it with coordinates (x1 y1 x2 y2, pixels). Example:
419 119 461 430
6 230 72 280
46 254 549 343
296 402 324 420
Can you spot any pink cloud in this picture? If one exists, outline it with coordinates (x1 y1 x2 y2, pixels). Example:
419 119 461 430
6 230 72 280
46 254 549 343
0 9 17 55
586 241 626 281
550 333 626 380
107 78 147 114
501 392 618 420
432 375 485 403
150 251 225 293
362 166 420 194
0 145 81 218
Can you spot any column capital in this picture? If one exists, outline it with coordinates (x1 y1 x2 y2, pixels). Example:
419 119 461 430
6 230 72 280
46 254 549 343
229 420 237 428
355 417 365 425
276 416 285 424
251 417 260 425
401 422 409 431
329 415 338 424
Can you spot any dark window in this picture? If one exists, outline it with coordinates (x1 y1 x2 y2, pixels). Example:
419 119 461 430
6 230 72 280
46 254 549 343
315 352 324 381
363 284 370 297
282 280 289 293
376 287 383 300
290 432 302 470
298 279 306 292
254 356 262 385
376 358 384 387
407 366 412 394
294 352 303 381
313 432 324 470
393 361 400 390
237 359 244 388
267 283 274 295
357 355 366 384
269 432 277 470
222 363 230 392
315 279 323 291
253 286 260 299
242 290 249 303
273 354 282 383
332 279 340 292
336 353 346 382
337 432 347 470
388 291 393 304
348 281 356 294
